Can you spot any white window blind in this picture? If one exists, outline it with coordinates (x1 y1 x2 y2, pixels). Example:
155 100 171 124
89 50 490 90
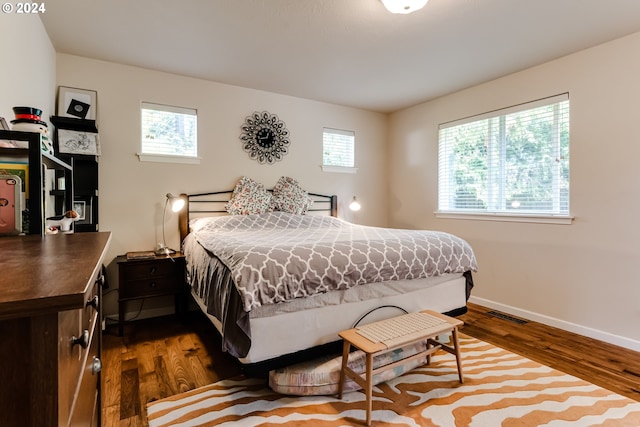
141 102 197 159
323 128 355 168
438 93 570 218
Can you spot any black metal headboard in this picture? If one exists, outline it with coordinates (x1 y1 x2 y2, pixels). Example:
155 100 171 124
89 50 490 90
178 190 338 242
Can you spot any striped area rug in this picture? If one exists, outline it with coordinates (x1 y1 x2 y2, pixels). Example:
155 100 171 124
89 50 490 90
147 335 640 426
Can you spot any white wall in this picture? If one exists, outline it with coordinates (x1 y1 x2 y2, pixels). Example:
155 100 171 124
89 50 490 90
388 32 640 350
0 15 56 126
56 54 388 318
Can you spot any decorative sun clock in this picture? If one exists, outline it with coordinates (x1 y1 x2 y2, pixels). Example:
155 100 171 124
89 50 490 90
240 111 290 164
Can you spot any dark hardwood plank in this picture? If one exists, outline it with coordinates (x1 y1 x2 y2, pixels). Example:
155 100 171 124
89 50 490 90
119 368 141 419
102 304 640 427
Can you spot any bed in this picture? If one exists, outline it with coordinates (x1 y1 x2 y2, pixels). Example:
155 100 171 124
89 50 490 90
178 180 477 375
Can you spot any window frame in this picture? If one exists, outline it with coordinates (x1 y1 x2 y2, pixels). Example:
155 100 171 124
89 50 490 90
436 93 572 224
321 127 357 173
138 102 200 164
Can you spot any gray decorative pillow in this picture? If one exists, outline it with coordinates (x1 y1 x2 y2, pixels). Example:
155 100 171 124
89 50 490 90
271 176 313 214
225 176 273 215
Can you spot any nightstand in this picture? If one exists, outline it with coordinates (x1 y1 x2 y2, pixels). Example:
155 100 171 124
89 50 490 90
117 252 188 336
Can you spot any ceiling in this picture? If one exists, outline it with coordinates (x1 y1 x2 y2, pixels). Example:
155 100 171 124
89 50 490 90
40 0 640 113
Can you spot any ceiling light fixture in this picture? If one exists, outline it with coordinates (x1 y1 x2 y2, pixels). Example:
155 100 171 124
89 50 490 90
380 0 428 14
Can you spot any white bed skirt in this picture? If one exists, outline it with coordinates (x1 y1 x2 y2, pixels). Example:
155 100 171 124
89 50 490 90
192 274 467 365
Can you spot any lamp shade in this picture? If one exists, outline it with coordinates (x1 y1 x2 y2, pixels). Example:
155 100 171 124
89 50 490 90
349 196 361 212
380 0 428 14
166 193 185 213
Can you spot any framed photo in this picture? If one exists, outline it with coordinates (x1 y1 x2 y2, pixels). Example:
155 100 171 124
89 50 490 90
57 86 97 120
74 196 93 225
73 200 86 220
57 129 101 155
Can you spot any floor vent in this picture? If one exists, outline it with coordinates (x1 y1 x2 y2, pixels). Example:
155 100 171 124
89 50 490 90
487 310 528 325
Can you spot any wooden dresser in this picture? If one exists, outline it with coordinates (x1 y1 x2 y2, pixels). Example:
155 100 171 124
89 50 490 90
0 232 111 427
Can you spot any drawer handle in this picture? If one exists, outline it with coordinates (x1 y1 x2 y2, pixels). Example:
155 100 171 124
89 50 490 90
91 357 102 375
72 329 89 349
95 274 105 287
149 282 157 288
150 266 157 274
86 295 99 310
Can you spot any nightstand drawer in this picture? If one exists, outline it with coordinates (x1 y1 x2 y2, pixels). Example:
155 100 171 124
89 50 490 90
121 259 181 281
120 276 182 299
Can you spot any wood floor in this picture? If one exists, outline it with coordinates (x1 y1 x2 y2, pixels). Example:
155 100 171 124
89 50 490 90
101 302 640 426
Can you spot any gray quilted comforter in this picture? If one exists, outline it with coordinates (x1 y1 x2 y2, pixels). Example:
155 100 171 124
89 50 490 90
191 211 477 313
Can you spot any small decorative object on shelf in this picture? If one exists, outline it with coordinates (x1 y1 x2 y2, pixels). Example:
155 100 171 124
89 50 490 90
9 106 54 154
45 209 80 233
240 111 290 164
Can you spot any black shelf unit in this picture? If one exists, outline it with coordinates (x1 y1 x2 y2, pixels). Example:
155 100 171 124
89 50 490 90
50 116 100 233
0 130 73 235
62 154 98 232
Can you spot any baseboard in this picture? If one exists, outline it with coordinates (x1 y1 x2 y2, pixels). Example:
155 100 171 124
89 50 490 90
469 296 640 352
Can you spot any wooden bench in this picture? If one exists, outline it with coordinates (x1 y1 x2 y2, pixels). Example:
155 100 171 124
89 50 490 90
337 310 464 426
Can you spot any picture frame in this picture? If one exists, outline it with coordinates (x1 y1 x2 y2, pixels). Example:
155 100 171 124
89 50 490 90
57 86 97 120
73 196 93 225
57 129 101 155
73 200 86 220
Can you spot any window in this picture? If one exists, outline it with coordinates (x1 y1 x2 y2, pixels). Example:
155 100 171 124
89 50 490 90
139 102 198 163
322 128 356 172
438 94 570 222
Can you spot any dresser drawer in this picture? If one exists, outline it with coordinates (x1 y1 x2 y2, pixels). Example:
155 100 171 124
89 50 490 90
58 308 98 426
82 275 101 335
68 325 100 427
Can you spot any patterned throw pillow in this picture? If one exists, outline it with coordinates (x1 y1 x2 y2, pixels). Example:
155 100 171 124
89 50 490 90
225 176 273 215
271 176 313 214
